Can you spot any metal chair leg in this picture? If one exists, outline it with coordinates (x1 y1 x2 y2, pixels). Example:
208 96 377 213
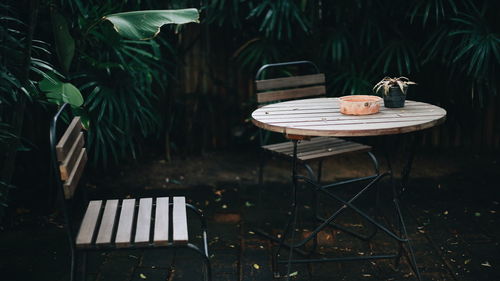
258 152 266 187
185 204 212 281
186 204 210 258
186 243 212 281
80 251 87 281
69 246 76 281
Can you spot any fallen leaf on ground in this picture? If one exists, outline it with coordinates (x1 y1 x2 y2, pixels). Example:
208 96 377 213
253 264 260 269
139 273 147 279
481 261 491 267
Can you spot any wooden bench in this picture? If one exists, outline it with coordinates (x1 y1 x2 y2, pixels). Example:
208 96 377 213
50 104 211 281
254 61 379 184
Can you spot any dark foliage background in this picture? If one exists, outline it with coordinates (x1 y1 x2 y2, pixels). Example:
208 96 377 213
1 0 499 222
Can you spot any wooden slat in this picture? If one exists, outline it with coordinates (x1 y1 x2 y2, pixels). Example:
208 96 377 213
299 144 372 161
59 132 84 181
95 200 119 245
256 74 325 91
262 136 344 151
172 197 188 244
115 199 136 248
252 98 437 114
135 198 152 245
63 148 87 199
252 99 447 137
257 85 326 103
76 200 103 248
264 115 446 128
56 117 82 161
296 141 369 156
268 140 357 156
281 119 446 137
153 197 169 246
263 137 371 161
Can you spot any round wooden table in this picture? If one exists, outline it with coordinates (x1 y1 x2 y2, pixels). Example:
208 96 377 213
252 97 446 137
251 97 446 281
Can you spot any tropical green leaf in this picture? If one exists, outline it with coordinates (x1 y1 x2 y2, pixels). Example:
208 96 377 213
51 8 75 74
103 9 199 40
39 74 84 107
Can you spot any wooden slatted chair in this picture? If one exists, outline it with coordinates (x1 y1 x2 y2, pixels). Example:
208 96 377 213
50 104 211 281
255 61 380 216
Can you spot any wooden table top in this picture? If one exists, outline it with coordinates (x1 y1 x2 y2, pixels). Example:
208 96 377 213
251 97 446 137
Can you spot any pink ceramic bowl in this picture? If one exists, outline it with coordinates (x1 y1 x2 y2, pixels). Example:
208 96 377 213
339 95 382 115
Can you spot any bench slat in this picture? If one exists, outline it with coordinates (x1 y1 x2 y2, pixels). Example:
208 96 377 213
63 148 87 199
56 117 82 161
173 197 188 244
135 198 152 245
76 200 102 248
59 132 84 181
257 85 325 103
115 199 136 248
95 200 119 245
256 74 325 91
153 197 169 246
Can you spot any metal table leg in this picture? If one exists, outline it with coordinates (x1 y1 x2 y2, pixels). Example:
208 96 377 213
271 133 423 281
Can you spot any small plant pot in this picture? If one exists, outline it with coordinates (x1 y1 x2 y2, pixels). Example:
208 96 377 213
383 86 406 108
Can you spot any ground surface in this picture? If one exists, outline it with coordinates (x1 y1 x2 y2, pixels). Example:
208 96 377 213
1 144 499 281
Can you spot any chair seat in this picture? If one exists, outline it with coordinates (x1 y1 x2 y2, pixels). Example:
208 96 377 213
262 136 371 161
76 197 188 249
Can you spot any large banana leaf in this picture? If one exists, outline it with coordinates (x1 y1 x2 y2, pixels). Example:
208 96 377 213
103 9 199 40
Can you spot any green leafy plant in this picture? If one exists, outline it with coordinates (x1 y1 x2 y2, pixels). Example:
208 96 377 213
47 3 200 166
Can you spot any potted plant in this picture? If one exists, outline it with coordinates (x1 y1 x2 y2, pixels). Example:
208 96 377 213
373 77 416 108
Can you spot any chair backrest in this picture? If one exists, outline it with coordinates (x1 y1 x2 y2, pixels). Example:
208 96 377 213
50 104 87 199
254 60 326 104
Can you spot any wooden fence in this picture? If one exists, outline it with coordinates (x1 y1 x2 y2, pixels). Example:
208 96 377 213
174 26 500 152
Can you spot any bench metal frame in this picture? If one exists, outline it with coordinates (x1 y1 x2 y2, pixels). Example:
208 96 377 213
50 103 211 281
